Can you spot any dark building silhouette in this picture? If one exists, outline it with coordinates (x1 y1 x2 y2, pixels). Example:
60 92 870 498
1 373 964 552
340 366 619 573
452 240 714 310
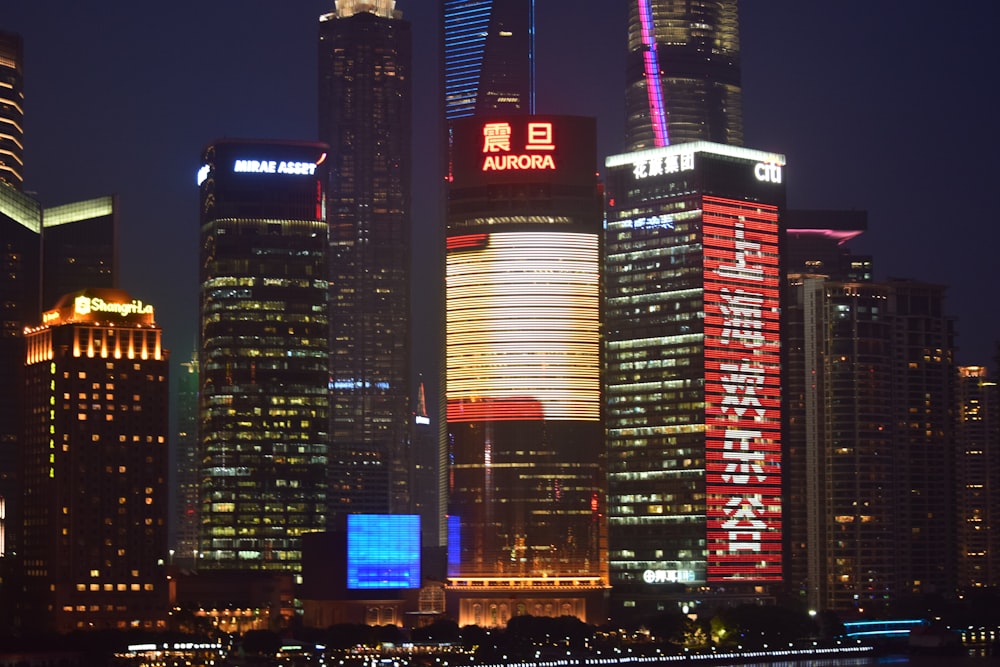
783 214 957 612
604 142 786 621
0 188 116 577
956 365 1000 589
0 31 24 190
443 0 534 121
197 139 330 572
625 0 742 149
22 288 168 632
319 1 413 519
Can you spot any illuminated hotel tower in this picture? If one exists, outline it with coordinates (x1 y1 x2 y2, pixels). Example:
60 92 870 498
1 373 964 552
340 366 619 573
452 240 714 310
445 115 606 627
626 0 742 150
0 31 24 190
604 143 785 620
22 289 168 632
319 0 412 517
443 0 535 121
197 139 329 571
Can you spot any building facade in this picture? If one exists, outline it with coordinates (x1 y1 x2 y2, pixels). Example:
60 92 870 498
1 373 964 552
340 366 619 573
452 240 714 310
319 0 413 518
197 139 330 571
625 0 742 150
445 115 606 627
0 31 24 190
604 142 785 621
443 0 534 121
1 188 117 569
22 289 168 632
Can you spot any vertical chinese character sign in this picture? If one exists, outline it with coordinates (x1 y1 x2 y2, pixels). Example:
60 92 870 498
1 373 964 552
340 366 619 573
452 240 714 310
703 195 782 581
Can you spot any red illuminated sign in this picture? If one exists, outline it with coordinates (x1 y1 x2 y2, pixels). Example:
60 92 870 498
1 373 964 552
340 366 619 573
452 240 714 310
481 121 556 172
703 195 782 581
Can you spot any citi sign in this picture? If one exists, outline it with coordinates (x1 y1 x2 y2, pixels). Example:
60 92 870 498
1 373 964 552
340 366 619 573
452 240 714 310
481 121 557 172
754 162 782 184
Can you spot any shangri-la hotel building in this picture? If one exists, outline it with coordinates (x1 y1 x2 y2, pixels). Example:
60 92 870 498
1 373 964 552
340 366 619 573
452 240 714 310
21 289 169 632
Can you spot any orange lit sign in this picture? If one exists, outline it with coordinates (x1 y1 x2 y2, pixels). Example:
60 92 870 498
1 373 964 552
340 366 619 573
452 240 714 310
481 121 556 172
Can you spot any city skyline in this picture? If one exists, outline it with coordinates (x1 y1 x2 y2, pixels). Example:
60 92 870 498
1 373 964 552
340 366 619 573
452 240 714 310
1 0 997 385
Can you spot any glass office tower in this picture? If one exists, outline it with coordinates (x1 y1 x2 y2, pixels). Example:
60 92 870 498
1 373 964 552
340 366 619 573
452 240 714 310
443 0 534 121
604 142 785 620
445 115 606 627
625 0 742 149
319 1 412 517
197 139 329 571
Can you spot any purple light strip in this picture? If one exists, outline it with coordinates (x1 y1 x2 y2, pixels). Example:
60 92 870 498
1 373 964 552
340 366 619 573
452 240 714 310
638 0 668 146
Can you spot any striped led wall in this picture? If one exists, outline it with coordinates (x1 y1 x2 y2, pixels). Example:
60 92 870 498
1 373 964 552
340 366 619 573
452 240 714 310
446 231 600 422
703 195 782 581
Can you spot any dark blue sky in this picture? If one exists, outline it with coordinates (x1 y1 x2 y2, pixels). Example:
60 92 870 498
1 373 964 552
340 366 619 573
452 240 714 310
2 1 997 382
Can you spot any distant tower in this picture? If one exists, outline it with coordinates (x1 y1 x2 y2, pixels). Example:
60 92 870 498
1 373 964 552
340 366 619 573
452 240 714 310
22 289 168 632
625 0 743 149
0 31 25 190
197 139 330 571
956 366 1000 589
319 0 412 518
174 351 199 564
443 0 535 121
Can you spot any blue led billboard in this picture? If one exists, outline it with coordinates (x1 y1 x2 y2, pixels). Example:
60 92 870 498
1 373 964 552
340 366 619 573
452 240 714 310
346 514 421 590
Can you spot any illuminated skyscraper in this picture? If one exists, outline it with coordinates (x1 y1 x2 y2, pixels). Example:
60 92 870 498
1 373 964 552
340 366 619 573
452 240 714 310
319 1 412 519
197 139 329 571
625 0 742 150
0 31 24 190
445 115 606 626
22 289 168 632
443 0 535 121
174 351 199 564
604 142 785 620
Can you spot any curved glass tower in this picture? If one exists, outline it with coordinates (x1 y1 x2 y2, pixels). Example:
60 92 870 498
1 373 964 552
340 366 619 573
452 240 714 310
198 139 330 571
625 0 742 150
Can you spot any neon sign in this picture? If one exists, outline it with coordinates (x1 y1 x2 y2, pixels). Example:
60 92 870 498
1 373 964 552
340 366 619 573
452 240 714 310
633 152 695 179
75 295 153 318
703 195 782 581
233 159 317 176
643 569 696 584
481 121 557 172
754 162 783 184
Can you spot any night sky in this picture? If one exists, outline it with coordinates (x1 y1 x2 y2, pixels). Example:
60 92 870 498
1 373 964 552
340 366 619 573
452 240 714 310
2 1 998 405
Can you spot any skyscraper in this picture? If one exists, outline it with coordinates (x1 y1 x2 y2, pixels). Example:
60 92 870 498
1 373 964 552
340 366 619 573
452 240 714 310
625 0 743 150
319 1 412 518
445 115 606 626
22 288 168 632
0 187 117 564
604 142 785 620
443 0 535 121
956 365 1000 589
0 31 24 190
197 139 330 571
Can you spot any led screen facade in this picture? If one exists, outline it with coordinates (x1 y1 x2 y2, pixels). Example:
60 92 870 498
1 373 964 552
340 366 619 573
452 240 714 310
346 514 421 590
702 195 782 580
446 231 600 422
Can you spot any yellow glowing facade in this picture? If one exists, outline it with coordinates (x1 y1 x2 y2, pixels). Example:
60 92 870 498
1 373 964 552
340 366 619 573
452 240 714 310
446 231 600 422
